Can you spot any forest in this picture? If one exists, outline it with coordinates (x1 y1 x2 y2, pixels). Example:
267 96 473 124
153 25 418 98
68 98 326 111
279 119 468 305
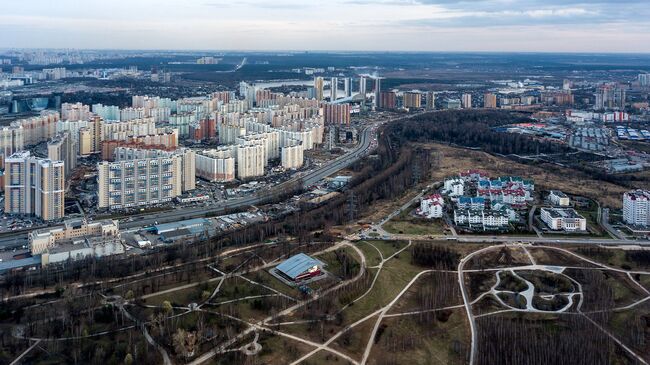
397 110 571 155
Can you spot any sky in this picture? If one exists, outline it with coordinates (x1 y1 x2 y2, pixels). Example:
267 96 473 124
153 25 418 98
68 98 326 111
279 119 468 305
0 0 649 52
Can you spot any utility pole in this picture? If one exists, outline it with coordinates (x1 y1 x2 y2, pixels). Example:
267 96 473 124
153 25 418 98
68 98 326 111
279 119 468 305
346 191 357 223
412 160 422 186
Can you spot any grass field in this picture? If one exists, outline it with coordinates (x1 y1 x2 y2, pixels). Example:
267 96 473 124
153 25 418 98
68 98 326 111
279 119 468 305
383 218 448 236
382 205 448 236
362 240 408 259
343 249 423 324
356 241 383 267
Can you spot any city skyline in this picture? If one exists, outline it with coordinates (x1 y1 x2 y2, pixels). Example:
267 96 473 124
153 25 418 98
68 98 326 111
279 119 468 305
1 0 650 53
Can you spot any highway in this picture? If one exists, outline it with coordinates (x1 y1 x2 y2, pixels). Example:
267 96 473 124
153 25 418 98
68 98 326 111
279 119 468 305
119 122 378 230
0 121 379 250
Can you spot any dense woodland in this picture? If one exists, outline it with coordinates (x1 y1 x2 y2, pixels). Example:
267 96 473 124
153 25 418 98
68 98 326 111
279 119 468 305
476 314 629 365
395 110 571 155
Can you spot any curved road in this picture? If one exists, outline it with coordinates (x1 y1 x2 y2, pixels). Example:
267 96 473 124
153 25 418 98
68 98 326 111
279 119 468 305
0 121 379 250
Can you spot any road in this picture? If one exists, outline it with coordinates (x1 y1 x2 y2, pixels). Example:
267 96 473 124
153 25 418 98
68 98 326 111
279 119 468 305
0 119 384 251
119 121 378 230
383 232 639 246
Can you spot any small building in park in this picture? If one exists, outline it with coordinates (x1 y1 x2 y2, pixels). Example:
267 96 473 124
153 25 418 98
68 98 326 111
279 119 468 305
275 253 324 282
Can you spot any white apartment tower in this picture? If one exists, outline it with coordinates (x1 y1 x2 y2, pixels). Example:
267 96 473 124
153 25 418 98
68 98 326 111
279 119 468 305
359 77 367 97
97 148 195 210
623 190 650 227
330 77 338 101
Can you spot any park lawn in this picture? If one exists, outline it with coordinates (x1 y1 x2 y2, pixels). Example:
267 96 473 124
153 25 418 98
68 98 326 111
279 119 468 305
211 276 271 304
367 308 470 365
242 270 300 299
571 247 643 270
142 280 219 307
604 306 650 363
605 272 647 308
121 268 217 298
343 249 423 324
383 218 447 236
362 240 408 259
256 334 318 365
356 241 382 267
215 297 290 322
330 315 377 361
301 349 355 365
639 274 650 291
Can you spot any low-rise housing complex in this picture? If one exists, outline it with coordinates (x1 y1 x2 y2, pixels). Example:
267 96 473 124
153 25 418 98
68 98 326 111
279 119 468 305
444 170 535 231
418 194 444 218
548 190 571 206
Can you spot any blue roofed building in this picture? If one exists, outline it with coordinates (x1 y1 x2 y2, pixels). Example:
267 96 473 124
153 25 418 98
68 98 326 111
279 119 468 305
275 253 324 282
457 196 486 210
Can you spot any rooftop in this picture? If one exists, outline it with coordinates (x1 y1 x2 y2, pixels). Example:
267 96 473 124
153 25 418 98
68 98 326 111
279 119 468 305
154 218 211 234
625 190 650 201
275 253 324 280
542 207 584 220
549 190 568 198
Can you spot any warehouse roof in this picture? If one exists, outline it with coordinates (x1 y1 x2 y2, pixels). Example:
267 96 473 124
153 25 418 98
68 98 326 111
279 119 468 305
275 253 324 280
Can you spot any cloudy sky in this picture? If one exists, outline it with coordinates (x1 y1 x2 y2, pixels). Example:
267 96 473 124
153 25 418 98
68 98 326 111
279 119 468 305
1 0 648 52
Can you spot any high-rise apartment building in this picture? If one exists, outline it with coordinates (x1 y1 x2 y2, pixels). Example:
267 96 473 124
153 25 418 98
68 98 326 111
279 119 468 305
358 77 367 97
235 142 266 179
595 84 626 110
462 93 472 109
374 78 382 108
61 102 91 121
323 103 351 125
48 132 77 177
78 116 102 156
623 190 650 227
97 148 195 210
484 93 497 109
4 151 65 221
0 125 24 166
426 92 435 110
314 77 324 101
281 142 304 170
403 92 421 109
330 77 338 101
379 92 396 110
11 111 59 146
639 73 650 87
92 104 121 121
343 78 351 97
195 148 236 182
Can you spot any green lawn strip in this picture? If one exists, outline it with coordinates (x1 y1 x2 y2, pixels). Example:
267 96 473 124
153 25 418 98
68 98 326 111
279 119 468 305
383 219 446 236
343 250 422 324
355 241 382 267
362 240 408 259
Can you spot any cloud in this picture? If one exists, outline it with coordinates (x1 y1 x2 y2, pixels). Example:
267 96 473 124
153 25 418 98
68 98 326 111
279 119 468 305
0 0 649 52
